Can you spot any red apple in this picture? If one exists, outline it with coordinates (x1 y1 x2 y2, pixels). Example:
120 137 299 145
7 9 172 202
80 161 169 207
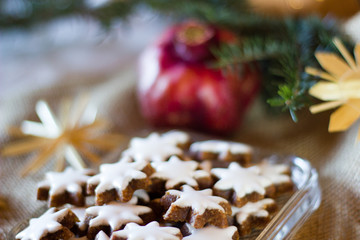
137 21 261 134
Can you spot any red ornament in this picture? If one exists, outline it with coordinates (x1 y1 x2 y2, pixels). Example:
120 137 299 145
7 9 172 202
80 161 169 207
137 21 261 134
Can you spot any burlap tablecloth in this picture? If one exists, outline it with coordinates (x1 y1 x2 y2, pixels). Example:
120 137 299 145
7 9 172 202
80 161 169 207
1 64 360 239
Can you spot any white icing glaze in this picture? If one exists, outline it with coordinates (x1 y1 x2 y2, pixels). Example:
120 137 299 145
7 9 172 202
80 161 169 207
37 167 93 196
85 200 152 231
122 132 185 162
151 156 210 189
71 207 87 231
164 185 228 216
161 130 190 145
112 221 181 240
87 157 148 197
199 160 212 173
95 231 109 240
257 160 291 185
16 208 72 240
232 198 275 224
133 189 150 203
190 140 252 159
211 162 272 198
182 224 237 240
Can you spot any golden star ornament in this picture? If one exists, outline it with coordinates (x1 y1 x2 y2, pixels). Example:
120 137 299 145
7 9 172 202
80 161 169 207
2 95 125 176
306 38 360 140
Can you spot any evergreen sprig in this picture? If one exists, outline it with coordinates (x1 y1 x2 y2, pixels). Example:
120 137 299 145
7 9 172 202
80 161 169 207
0 0 353 121
211 17 351 121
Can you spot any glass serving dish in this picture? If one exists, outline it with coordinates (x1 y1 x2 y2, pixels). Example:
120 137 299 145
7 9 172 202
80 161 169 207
252 153 321 240
7 149 321 240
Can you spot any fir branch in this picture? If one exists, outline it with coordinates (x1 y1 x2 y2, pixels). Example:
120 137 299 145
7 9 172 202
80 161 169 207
266 17 352 121
0 0 137 28
266 47 311 122
212 16 351 121
212 37 289 67
0 0 353 122
141 0 249 25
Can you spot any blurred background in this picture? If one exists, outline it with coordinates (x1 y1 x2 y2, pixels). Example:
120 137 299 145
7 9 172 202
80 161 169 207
1 2 360 238
0 1 168 100
1 0 359 101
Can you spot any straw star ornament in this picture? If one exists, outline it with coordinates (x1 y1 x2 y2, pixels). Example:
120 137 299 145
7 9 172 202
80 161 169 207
2 95 125 176
306 38 360 140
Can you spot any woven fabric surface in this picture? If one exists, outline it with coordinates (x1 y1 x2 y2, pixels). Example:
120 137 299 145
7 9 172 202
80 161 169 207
1 66 360 239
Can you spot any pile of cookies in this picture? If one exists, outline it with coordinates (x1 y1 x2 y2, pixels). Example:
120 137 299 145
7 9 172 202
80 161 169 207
16 130 293 240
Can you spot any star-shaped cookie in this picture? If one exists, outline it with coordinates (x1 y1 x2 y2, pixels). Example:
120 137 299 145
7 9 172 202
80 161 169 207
37 167 94 207
232 198 277 235
182 223 239 240
16 208 78 240
151 156 212 191
122 131 190 162
211 162 274 207
87 157 154 205
161 185 231 228
112 221 182 240
85 199 152 239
